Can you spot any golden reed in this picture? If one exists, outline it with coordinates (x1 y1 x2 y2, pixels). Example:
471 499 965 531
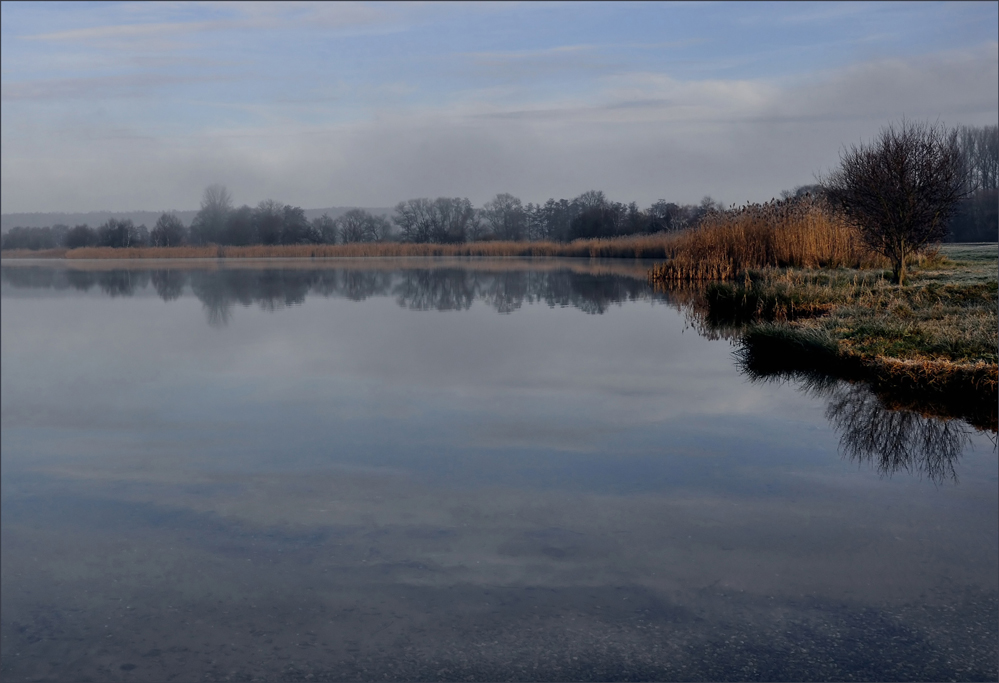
649 196 882 283
51 234 679 260
3 199 883 277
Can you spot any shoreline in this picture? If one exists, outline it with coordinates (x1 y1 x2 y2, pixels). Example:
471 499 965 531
0 234 681 261
681 244 999 430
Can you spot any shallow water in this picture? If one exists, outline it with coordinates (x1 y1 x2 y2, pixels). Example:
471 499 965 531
2 259 996 682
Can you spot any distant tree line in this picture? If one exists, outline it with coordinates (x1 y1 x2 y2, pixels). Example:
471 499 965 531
948 124 998 242
1 187 724 250
3 124 995 251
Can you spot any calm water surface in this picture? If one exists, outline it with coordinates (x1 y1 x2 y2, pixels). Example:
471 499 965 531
1 259 996 682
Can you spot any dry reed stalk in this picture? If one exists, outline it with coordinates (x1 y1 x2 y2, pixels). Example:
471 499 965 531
0 248 69 259
864 357 998 394
55 234 681 260
649 196 885 283
7 254 656 280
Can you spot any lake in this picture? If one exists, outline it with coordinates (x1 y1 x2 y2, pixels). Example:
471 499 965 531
1 259 996 682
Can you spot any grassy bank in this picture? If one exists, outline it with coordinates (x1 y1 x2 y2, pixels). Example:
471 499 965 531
697 244 998 430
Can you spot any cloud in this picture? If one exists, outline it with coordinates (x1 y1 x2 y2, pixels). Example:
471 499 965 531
25 20 223 43
2 42 996 213
23 2 395 42
1 73 231 101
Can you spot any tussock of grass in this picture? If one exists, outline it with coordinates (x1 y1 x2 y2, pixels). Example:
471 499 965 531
649 196 881 283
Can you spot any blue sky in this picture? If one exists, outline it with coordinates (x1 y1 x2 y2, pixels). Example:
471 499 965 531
2 1 996 213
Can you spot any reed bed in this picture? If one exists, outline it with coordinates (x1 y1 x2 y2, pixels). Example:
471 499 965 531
1 248 68 259
2 254 656 280
649 196 882 283
55 233 680 261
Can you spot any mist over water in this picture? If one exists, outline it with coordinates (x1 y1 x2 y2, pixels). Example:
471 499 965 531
2 260 996 681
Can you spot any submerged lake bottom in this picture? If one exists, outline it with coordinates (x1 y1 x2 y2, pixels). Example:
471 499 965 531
1 258 996 682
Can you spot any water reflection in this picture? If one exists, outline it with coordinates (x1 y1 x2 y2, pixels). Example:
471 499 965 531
150 269 186 301
651 280 994 482
2 261 996 681
1 262 661 325
823 380 969 483
3 261 990 482
739 366 977 483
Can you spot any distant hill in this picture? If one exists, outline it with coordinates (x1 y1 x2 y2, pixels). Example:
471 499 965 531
1 207 393 233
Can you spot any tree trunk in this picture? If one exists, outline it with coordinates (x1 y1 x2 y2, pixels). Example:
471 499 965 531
893 252 908 285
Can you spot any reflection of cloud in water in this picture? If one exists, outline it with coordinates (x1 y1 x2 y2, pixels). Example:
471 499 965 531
470 419 622 452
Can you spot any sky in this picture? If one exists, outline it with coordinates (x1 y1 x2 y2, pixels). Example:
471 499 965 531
1 1 997 214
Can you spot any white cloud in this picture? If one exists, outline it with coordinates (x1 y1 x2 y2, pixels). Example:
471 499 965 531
2 42 996 212
25 20 223 43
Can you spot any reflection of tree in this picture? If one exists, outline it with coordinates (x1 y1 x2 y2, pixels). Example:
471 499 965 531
539 273 649 315
740 363 972 484
66 270 98 291
475 271 532 314
1 264 670 324
1 266 61 289
151 270 187 301
251 270 312 310
393 269 476 311
339 270 392 301
98 270 149 298
822 381 969 483
0 266 99 291
189 272 235 328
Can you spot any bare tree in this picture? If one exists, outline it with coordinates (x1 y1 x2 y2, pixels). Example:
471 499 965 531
150 213 188 247
574 190 606 210
336 209 391 243
956 124 999 193
97 218 140 248
481 193 526 241
647 200 687 233
393 198 475 244
190 184 233 245
311 214 337 244
64 224 98 249
281 205 311 244
393 198 435 243
825 120 964 284
202 184 233 214
255 199 284 245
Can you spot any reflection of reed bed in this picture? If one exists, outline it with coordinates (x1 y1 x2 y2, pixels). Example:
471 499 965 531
649 197 882 283
0 255 657 279
49 233 681 260
648 282 737 341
